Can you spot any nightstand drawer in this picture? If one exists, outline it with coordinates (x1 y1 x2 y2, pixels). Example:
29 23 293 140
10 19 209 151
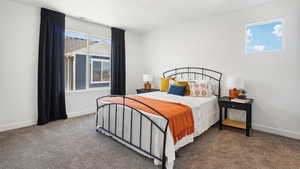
137 91 148 94
136 88 160 94
219 102 250 110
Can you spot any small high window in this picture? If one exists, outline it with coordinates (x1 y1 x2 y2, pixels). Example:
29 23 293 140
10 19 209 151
245 20 283 53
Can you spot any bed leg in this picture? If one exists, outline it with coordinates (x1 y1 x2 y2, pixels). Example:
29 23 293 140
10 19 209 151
175 151 179 158
162 156 166 169
96 126 100 132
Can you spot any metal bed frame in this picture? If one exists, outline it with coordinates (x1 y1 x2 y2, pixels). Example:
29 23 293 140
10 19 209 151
96 67 222 169
163 67 222 98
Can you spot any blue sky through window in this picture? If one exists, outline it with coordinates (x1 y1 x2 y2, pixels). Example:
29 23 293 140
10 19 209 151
246 20 283 53
65 32 111 45
65 32 87 39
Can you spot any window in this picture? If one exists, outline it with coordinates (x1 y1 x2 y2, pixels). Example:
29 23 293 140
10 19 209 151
64 31 111 91
91 58 110 84
245 20 283 53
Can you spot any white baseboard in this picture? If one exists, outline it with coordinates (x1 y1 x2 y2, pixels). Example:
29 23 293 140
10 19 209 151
0 111 94 133
0 120 36 133
253 123 300 140
1 116 299 141
67 111 95 118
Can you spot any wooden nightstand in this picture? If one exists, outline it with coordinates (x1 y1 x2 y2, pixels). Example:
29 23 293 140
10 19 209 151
218 96 254 136
136 88 160 94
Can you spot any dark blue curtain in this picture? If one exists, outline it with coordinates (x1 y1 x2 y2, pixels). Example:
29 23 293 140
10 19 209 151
38 8 67 125
111 28 126 95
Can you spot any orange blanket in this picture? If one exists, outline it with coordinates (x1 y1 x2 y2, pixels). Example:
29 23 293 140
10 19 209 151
102 95 194 143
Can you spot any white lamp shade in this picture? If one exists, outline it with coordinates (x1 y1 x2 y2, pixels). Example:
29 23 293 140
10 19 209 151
238 79 245 89
143 74 153 82
226 76 245 89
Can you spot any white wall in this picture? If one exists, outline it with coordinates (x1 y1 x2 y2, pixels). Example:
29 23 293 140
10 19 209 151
0 0 40 131
142 0 300 139
126 31 145 94
0 0 143 132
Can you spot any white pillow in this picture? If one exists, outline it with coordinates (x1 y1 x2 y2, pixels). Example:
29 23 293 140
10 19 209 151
207 80 218 96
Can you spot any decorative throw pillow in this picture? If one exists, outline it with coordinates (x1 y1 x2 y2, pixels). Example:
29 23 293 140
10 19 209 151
175 81 190 96
160 78 175 92
168 79 176 88
208 80 217 96
168 85 186 96
189 80 211 97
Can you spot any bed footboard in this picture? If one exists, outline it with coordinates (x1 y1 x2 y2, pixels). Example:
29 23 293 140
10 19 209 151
96 95 169 169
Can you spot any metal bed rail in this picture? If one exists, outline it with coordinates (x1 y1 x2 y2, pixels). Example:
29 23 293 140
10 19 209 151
96 95 169 169
163 67 223 98
96 67 222 169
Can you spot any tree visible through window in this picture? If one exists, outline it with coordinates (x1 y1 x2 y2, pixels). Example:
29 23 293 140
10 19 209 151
245 20 283 53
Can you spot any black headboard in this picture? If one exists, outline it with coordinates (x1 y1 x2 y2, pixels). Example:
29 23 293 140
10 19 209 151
163 67 223 98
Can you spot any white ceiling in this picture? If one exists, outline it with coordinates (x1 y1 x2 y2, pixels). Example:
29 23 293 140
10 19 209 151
14 0 275 33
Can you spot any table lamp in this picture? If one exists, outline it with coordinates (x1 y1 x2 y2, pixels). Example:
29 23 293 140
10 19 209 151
226 76 245 99
143 74 153 90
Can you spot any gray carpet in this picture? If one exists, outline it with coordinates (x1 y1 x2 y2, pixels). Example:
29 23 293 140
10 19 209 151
0 114 299 169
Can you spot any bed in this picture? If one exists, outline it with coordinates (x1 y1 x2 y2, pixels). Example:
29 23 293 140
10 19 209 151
96 67 222 169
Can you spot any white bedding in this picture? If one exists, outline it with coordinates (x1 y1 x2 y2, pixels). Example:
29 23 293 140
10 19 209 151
96 91 219 169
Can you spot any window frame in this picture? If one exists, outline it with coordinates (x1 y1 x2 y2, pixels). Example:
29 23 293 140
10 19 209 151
90 58 110 84
244 18 285 54
64 29 111 92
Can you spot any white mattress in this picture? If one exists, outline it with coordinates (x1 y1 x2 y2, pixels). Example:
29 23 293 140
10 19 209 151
97 91 219 169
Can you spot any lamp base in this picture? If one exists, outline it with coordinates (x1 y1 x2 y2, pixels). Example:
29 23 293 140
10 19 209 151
229 88 240 99
144 82 152 90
